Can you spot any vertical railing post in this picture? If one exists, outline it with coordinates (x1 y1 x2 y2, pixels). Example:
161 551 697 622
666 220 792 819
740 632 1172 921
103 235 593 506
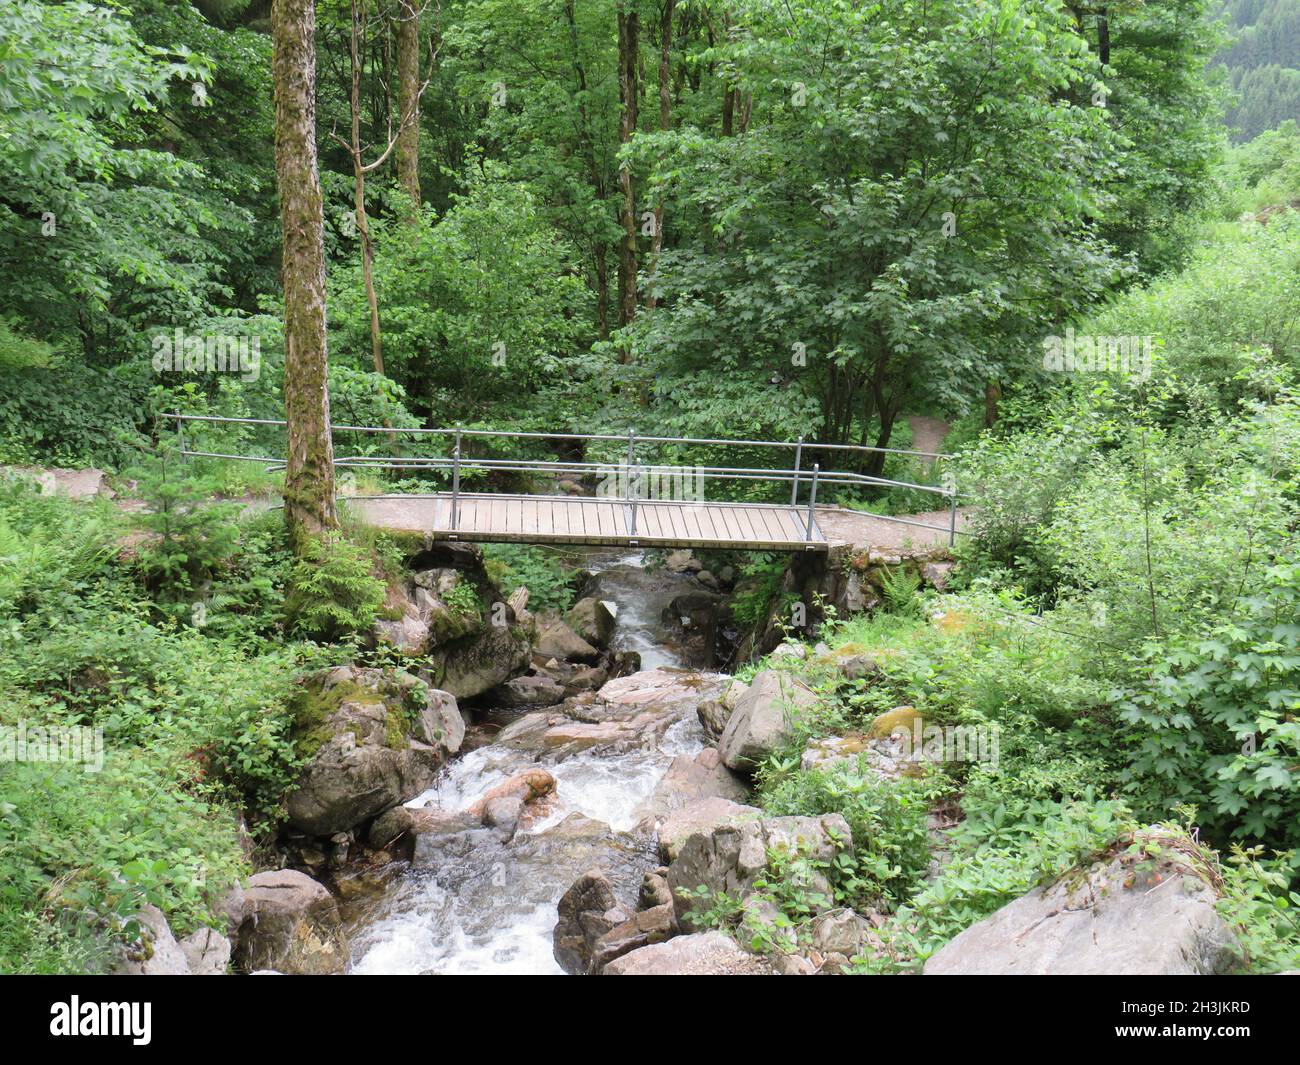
805 463 819 541
451 427 462 531
629 463 640 536
790 435 803 506
947 479 958 548
175 415 187 463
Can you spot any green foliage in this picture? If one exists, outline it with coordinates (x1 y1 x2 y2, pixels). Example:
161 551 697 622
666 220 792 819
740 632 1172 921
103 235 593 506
1217 844 1300 972
854 798 1138 972
481 544 578 612
125 445 241 610
729 552 786 630
760 762 938 909
285 533 386 642
1118 561 1300 850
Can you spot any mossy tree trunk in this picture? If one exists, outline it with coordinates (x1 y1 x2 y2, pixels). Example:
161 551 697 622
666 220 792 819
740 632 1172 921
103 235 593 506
394 0 421 216
273 0 337 548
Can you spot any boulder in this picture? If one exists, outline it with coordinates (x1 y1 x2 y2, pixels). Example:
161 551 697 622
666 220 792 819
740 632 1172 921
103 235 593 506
920 561 956 591
668 813 851 925
603 931 770 975
233 870 349 976
553 870 633 975
664 549 702 574
285 667 454 836
490 672 566 708
416 687 465 754
924 831 1237 975
658 797 763 863
636 747 751 829
116 905 191 975
499 669 729 759
178 926 232 975
835 652 880 682
373 571 486 655
426 620 533 699
566 597 616 649
697 699 729 740
718 670 819 771
535 612 599 661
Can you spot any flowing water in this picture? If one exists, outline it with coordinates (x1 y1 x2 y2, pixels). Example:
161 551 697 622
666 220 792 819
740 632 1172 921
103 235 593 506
345 551 713 975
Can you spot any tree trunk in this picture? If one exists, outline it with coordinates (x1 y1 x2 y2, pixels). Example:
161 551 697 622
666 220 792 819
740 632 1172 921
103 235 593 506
347 0 384 375
616 4 639 335
273 0 337 547
645 0 675 312
394 0 421 214
985 380 1001 428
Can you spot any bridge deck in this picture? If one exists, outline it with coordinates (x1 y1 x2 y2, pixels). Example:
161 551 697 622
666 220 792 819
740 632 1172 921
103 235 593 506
346 492 826 550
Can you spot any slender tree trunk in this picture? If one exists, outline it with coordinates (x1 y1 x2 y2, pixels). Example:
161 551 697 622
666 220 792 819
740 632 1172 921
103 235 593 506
347 0 384 375
564 0 610 340
616 4 639 335
984 380 1001 427
394 0 421 214
273 0 337 547
1097 11 1110 66
645 0 675 312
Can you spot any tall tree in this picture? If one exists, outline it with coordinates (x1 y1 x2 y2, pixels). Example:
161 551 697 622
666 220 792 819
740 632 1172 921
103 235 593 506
616 2 640 333
273 0 337 545
645 0 676 311
394 0 422 213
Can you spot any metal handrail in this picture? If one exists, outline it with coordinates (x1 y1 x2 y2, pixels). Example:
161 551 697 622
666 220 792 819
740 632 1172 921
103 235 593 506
160 412 953 459
161 412 960 545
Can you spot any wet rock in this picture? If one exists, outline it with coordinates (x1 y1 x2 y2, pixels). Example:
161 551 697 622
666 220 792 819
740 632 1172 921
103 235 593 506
234 870 349 976
603 930 771 975
553 870 633 975
116 905 191 975
668 813 852 925
924 830 1237 975
696 570 720 590
663 591 723 668
566 597 616 649
590 904 677 971
285 667 457 836
179 926 232 975
718 670 819 771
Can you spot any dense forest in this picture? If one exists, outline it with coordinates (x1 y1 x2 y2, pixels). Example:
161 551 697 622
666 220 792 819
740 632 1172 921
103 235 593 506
1222 0 1300 140
1 0 1298 983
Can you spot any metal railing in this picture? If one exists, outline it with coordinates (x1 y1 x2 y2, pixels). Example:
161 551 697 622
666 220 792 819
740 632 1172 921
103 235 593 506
162 413 960 546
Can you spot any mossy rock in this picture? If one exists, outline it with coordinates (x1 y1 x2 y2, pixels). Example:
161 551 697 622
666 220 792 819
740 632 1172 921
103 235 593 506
867 705 924 740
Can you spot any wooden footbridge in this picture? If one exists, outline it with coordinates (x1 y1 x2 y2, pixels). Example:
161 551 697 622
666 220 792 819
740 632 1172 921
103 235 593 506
165 415 958 552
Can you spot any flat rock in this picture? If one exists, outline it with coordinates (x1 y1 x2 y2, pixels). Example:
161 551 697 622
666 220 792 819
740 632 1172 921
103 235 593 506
603 931 770 975
924 831 1237 975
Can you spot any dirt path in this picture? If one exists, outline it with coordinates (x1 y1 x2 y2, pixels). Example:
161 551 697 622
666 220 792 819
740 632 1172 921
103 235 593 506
906 415 952 459
814 503 972 555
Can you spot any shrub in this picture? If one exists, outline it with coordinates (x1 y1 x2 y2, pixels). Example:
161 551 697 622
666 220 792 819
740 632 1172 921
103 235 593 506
285 532 386 641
